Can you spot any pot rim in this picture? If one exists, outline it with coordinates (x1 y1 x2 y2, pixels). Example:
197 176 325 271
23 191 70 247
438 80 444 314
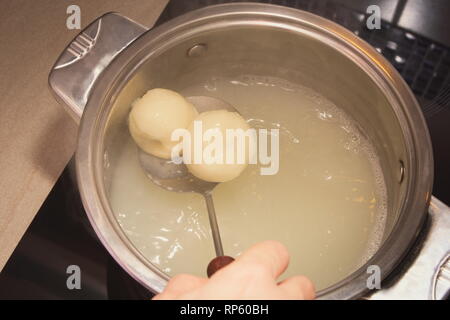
76 3 433 299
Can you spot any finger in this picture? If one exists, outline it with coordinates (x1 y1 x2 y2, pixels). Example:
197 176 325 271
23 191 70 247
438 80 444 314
153 274 207 300
234 240 290 279
278 275 315 300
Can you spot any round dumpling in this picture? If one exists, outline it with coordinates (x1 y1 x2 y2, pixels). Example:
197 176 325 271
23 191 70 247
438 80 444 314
186 110 252 182
128 88 198 159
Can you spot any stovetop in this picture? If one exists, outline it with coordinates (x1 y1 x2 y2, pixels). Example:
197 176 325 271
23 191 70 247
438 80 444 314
1 0 449 299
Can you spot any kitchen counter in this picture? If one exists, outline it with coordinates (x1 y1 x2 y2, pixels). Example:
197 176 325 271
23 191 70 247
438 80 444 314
0 0 168 271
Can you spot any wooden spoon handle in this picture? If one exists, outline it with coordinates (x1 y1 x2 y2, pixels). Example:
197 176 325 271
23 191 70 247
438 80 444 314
207 256 235 277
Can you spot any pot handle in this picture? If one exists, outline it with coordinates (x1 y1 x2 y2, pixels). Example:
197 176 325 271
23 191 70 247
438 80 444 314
370 196 450 300
48 13 148 123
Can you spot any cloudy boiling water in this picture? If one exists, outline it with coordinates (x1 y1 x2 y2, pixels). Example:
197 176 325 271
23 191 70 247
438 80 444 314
109 75 387 290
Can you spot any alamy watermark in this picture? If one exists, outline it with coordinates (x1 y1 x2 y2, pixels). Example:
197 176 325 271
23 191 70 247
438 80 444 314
66 265 81 290
170 121 280 176
366 265 381 290
366 5 381 30
66 5 81 30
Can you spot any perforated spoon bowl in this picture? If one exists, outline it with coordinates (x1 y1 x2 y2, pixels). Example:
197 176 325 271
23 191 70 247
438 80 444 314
138 96 236 276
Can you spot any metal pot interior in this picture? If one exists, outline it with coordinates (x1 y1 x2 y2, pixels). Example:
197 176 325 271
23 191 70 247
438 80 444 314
93 9 425 297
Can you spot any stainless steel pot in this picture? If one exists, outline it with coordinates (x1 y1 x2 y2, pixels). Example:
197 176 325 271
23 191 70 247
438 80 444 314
49 3 448 299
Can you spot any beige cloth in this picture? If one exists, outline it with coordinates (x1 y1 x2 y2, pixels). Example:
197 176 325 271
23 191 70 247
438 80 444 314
0 0 168 271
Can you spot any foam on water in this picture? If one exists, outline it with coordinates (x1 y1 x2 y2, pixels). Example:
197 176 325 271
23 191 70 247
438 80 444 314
229 75 387 263
229 75 387 250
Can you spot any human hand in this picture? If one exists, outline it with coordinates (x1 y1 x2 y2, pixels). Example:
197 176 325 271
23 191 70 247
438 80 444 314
153 240 315 300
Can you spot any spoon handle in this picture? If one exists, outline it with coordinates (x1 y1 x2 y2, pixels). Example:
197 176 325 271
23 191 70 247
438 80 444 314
203 192 225 257
207 256 235 277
